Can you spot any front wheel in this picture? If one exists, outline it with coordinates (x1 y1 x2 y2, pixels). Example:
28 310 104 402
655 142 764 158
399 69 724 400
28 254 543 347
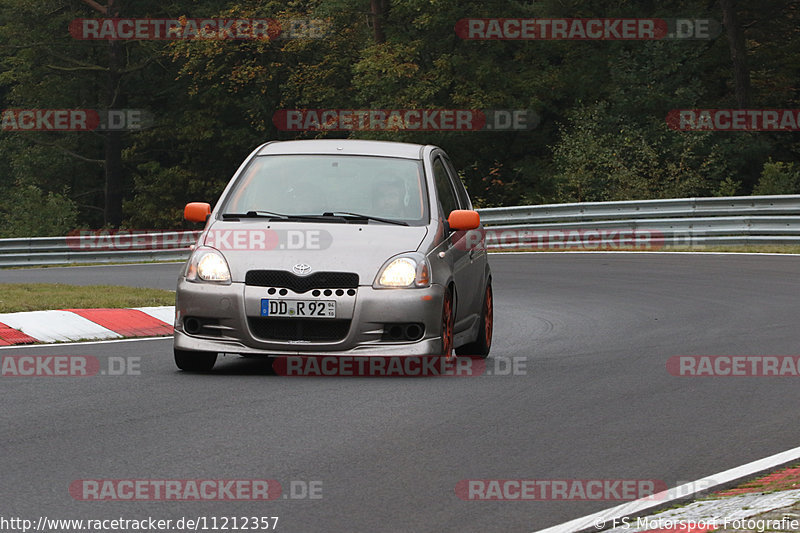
174 348 217 371
439 289 455 360
456 282 492 358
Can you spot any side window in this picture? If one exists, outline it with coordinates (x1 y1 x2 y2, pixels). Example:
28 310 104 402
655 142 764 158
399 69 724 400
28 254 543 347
443 156 471 209
432 157 458 218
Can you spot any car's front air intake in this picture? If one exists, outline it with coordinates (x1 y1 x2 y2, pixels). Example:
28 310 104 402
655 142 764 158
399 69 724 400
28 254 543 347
245 270 359 293
247 317 351 342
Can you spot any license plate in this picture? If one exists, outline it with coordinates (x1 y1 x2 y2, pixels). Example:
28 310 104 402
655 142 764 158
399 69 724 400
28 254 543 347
261 299 336 318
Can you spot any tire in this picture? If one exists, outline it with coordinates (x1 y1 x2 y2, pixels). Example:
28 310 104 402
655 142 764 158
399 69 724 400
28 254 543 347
174 348 217 371
439 288 456 360
456 282 492 358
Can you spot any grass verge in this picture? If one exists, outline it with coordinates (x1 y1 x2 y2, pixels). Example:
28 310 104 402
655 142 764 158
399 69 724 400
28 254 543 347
0 284 175 313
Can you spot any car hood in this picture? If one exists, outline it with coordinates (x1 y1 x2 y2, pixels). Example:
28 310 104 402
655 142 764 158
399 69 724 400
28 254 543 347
199 220 429 283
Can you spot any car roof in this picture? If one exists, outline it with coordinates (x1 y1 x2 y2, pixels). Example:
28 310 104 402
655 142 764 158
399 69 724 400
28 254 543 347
256 139 426 160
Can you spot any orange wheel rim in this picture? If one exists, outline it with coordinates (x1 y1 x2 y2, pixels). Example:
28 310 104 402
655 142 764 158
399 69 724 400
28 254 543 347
442 292 454 359
484 285 493 348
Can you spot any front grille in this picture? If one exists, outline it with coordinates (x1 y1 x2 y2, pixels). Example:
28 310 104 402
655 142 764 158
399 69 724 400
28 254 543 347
245 270 359 294
248 317 351 342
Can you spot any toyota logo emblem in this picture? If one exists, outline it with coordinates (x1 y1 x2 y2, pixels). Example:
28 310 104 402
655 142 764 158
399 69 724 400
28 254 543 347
292 263 312 276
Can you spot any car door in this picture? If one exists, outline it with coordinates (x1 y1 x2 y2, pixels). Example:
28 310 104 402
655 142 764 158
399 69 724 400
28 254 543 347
442 153 486 322
431 152 476 328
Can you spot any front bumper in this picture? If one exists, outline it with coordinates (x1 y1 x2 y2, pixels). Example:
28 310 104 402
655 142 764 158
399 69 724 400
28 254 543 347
173 279 445 356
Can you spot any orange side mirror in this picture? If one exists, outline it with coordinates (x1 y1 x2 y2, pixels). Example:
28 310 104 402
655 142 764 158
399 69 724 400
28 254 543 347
184 202 211 223
448 210 480 231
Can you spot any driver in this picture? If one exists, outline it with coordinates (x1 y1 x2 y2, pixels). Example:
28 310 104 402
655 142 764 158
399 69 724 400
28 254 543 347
373 179 407 218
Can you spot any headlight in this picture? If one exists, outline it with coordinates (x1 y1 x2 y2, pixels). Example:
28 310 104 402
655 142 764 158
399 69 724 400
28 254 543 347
185 247 231 284
374 254 430 288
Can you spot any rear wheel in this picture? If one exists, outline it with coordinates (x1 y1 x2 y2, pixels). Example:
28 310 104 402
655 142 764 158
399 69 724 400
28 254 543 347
456 282 492 358
174 348 217 371
439 289 455 360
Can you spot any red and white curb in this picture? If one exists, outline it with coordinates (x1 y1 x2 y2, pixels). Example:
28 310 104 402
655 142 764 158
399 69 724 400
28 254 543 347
604 465 800 532
604 489 800 532
533 445 800 533
0 306 174 345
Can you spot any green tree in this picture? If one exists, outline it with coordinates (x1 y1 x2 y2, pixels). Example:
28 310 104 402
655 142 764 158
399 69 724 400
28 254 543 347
0 182 78 238
753 160 800 195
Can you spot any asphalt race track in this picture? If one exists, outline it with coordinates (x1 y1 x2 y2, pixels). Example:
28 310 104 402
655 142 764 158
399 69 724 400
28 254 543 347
2 253 800 532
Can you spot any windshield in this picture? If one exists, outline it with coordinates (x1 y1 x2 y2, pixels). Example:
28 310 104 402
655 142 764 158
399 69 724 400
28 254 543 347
220 155 428 226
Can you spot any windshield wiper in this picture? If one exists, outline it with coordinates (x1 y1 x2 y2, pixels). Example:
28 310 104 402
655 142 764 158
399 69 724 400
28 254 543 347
221 211 289 220
322 212 409 226
221 211 408 226
222 211 352 223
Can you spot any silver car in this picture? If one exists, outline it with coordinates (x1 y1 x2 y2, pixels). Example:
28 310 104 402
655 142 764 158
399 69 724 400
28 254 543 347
173 139 493 371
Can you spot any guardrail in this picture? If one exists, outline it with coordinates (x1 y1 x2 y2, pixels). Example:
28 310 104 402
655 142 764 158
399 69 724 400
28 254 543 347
0 195 798 267
478 195 800 249
0 231 201 268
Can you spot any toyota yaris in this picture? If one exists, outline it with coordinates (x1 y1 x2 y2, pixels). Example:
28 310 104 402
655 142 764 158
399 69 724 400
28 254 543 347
174 139 492 371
